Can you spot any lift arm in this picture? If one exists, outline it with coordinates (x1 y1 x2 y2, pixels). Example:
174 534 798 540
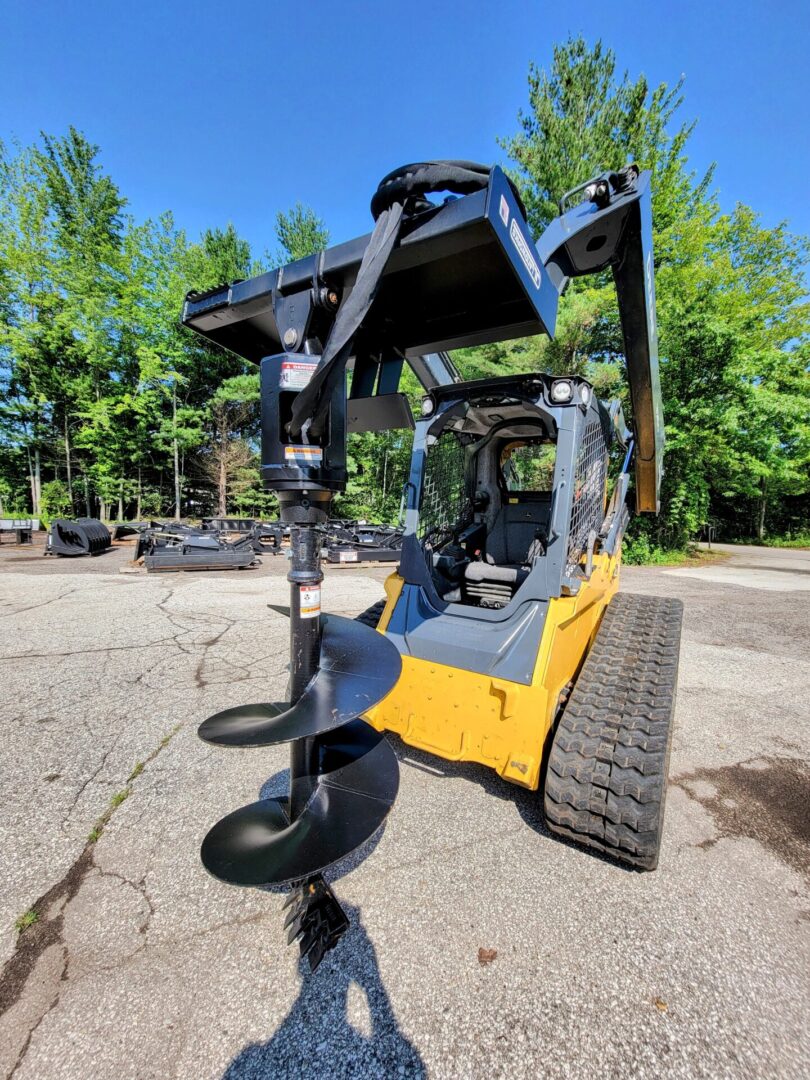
537 167 663 512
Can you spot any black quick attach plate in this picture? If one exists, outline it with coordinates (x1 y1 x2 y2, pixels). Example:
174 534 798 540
182 167 559 361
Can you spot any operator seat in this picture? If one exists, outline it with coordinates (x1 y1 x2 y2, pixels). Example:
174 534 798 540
463 492 551 606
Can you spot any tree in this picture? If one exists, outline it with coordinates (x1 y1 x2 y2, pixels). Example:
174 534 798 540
0 130 125 517
496 36 810 550
273 203 329 264
199 374 260 515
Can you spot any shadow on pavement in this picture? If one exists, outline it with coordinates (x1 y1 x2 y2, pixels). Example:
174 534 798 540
221 902 425 1079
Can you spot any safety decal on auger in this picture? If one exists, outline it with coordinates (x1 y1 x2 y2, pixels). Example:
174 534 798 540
299 585 321 619
279 359 318 390
284 445 323 464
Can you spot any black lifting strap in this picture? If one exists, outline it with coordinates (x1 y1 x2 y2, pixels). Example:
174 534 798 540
287 161 526 440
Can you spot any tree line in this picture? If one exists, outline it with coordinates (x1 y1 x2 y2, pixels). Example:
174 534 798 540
0 129 328 524
1 37 808 552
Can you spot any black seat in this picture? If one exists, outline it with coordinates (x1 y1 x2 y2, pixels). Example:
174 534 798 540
463 494 550 606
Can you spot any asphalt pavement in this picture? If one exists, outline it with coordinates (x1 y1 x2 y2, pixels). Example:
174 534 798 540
0 539 808 1079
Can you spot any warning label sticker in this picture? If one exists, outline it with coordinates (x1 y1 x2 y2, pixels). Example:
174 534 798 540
279 359 318 390
284 445 323 465
337 549 359 562
299 585 321 619
499 193 509 227
509 218 542 290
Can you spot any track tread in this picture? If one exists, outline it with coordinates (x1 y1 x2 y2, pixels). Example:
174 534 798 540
355 599 387 629
543 592 683 870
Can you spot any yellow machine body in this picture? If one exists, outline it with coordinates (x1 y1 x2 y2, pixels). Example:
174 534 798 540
365 549 621 791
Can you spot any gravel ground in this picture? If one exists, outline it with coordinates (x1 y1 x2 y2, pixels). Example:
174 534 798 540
0 538 808 1079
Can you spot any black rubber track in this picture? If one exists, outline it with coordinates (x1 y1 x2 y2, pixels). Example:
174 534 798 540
355 599 387 629
543 592 684 870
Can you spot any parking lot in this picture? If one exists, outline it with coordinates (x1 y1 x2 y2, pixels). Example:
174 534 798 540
0 538 808 1079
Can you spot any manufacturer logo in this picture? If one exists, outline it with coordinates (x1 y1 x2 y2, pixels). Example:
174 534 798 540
509 219 542 290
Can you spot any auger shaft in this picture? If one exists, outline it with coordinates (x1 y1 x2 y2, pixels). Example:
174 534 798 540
287 525 323 819
284 523 350 969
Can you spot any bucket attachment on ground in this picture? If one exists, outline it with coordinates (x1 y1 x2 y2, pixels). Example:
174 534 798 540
46 518 111 557
202 517 256 534
136 523 259 571
112 521 159 540
325 521 404 564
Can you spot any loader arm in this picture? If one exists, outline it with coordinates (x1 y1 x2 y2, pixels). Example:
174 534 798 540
536 167 663 512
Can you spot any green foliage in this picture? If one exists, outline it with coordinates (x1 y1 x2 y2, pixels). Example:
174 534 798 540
761 532 810 549
15 909 39 933
488 35 810 551
333 428 412 523
273 203 329 264
39 479 71 519
0 128 330 521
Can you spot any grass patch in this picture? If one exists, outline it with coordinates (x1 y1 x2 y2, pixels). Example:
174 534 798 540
762 533 810 549
86 723 183 846
15 909 39 933
724 532 810 550
623 539 731 568
159 722 183 749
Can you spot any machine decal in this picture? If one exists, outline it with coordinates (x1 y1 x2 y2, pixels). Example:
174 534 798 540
284 445 323 464
280 359 318 389
499 193 509 226
299 585 321 619
509 218 542 289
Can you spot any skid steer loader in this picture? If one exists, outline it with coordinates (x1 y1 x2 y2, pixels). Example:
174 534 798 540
182 161 682 970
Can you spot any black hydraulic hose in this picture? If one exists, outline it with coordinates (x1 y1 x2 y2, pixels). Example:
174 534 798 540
287 161 525 441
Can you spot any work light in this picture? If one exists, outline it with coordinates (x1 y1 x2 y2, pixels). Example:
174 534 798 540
550 379 573 403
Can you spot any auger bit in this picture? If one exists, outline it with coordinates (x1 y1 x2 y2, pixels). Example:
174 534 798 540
197 526 401 971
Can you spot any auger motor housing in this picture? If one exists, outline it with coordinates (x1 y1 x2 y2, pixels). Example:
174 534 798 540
260 352 347 523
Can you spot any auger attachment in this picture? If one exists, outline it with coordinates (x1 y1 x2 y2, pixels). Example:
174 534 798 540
198 526 401 970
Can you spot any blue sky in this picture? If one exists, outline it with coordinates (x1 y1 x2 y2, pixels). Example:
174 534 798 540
2 1 809 254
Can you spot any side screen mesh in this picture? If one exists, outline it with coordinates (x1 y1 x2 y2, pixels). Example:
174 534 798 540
418 431 473 541
567 418 609 572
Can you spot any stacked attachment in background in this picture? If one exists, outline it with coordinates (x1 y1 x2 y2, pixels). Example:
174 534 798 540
46 518 111 557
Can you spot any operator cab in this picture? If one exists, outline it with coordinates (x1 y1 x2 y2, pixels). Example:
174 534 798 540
408 371 614 611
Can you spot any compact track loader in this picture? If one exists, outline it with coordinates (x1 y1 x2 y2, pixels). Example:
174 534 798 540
182 161 683 969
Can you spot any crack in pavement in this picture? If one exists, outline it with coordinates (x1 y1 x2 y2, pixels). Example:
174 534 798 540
0 588 78 621
0 720 186 1078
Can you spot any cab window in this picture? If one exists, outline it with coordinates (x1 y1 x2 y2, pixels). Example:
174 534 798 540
500 440 556 492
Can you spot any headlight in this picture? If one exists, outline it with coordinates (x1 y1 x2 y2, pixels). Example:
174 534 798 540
550 380 573 403
580 385 592 405
421 396 435 416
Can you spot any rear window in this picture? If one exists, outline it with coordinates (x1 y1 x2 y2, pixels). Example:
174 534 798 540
500 440 556 492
